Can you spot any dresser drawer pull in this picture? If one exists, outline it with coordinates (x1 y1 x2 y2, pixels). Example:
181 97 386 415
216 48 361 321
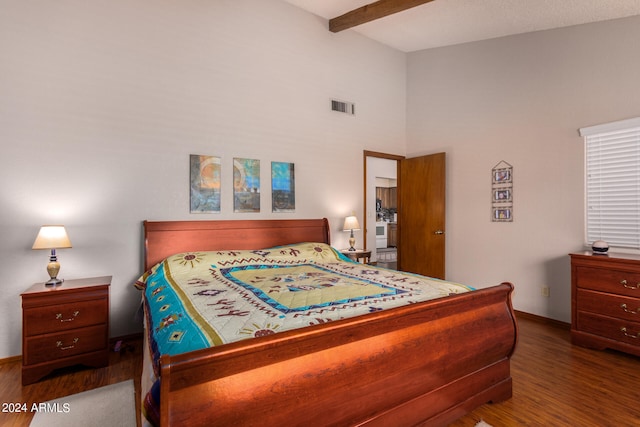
620 279 640 290
55 311 80 322
56 337 79 350
621 304 638 314
620 327 639 339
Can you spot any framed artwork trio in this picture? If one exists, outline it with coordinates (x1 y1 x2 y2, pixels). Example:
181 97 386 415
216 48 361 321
189 155 295 214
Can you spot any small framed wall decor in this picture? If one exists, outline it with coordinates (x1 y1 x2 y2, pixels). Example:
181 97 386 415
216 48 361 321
190 154 221 213
233 158 261 213
491 161 513 222
271 161 295 212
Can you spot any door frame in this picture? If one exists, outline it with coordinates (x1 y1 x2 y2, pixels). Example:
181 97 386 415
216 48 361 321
363 150 405 257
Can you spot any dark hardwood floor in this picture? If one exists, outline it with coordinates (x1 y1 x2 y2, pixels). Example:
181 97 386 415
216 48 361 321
0 315 638 426
451 313 640 426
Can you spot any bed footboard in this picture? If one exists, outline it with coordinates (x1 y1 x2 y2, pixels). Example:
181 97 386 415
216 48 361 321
158 282 517 427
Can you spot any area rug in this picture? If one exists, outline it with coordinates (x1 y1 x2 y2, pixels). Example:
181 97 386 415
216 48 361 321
30 379 136 427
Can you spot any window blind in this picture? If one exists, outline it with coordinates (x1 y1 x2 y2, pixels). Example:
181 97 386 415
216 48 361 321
580 118 640 249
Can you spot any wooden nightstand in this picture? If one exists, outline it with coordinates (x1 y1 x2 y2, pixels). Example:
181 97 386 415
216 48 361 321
341 249 371 264
21 276 111 385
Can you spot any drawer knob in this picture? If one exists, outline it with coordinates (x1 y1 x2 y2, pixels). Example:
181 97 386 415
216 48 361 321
55 311 80 322
620 327 639 339
56 337 79 350
620 279 640 290
621 303 638 315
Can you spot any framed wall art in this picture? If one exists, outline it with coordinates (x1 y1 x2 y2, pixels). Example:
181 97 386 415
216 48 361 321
491 160 513 222
233 158 260 213
190 154 221 213
271 161 295 212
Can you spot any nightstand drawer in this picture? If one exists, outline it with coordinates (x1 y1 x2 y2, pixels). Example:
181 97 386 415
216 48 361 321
24 298 108 336
577 311 640 347
24 324 108 365
577 289 640 322
575 266 640 297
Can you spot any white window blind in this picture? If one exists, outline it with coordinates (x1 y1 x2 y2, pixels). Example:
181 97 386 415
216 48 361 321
580 117 640 249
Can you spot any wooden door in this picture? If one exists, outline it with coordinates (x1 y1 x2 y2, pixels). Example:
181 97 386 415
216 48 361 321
398 152 446 279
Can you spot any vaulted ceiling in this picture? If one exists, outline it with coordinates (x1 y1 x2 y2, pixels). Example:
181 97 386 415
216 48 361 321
282 0 640 52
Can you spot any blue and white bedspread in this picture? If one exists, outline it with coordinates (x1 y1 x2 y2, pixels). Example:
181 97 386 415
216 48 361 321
137 242 472 368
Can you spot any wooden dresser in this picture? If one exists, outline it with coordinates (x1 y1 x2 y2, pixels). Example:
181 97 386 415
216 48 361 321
570 252 640 356
21 276 111 385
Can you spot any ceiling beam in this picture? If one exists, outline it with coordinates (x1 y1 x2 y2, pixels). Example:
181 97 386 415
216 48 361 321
329 0 436 33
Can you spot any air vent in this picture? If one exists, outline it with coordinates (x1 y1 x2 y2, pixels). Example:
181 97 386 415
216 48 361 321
331 99 355 115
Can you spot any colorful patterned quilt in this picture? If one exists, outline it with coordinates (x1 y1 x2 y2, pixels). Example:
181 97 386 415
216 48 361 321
136 242 473 425
137 242 472 366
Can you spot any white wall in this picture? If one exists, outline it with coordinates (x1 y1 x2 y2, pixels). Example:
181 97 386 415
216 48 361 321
0 0 406 358
407 15 640 322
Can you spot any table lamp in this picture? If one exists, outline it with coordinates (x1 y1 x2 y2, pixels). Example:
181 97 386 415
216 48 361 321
32 225 72 287
343 215 360 251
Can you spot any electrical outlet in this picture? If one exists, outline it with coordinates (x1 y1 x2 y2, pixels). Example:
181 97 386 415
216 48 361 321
541 286 550 297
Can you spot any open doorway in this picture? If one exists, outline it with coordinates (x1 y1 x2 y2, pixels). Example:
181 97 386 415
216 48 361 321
364 150 447 278
363 151 404 268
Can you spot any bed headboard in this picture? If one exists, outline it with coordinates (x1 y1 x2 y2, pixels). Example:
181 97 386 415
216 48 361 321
143 218 331 270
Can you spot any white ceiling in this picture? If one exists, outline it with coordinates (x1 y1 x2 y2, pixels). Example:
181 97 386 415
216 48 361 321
282 0 640 52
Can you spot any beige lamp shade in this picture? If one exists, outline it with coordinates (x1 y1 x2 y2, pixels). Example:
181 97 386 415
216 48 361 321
343 215 360 231
32 225 72 286
32 225 72 249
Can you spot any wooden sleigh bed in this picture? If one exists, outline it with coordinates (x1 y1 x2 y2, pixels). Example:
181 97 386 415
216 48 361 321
139 218 517 427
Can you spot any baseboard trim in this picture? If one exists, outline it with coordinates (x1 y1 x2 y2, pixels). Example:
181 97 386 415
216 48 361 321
0 355 22 365
515 310 570 330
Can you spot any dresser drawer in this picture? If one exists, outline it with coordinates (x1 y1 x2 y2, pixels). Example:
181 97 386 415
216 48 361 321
24 324 108 365
577 289 640 322
575 266 640 297
23 298 108 336
577 311 640 347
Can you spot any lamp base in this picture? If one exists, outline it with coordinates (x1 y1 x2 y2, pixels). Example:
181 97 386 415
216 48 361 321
45 278 63 287
45 254 62 287
348 235 356 251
